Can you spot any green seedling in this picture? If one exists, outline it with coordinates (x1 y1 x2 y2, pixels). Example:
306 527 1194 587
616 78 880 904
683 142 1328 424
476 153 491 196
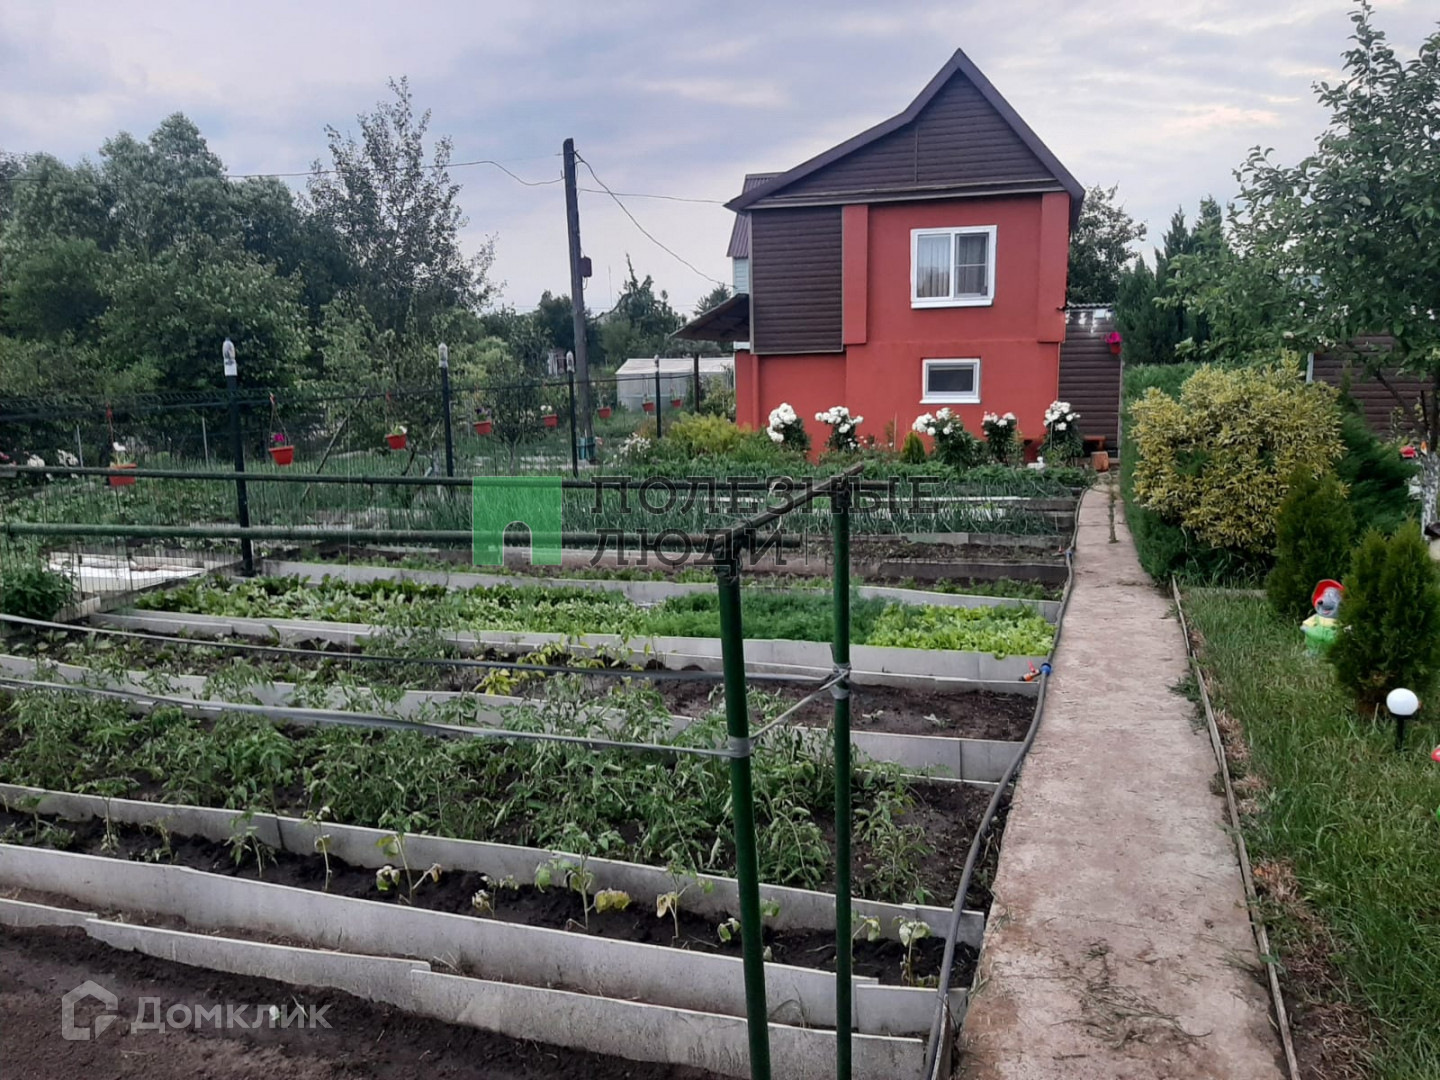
594 889 632 913
226 812 274 880
304 805 334 891
471 889 494 916
896 918 933 987
854 914 883 943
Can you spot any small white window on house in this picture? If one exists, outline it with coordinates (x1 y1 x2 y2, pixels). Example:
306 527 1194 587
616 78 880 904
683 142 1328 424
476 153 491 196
911 226 997 308
922 359 980 404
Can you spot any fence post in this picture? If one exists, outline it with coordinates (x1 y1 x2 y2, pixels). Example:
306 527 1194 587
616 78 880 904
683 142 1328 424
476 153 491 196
693 354 701 413
438 343 456 478
654 355 663 440
567 361 580 478
714 542 772 1080
831 477 853 1080
222 339 254 576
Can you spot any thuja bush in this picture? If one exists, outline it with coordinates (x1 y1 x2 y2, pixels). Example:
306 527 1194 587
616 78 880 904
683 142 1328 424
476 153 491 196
899 431 927 464
1130 360 1343 553
1329 523 1440 711
1266 470 1354 621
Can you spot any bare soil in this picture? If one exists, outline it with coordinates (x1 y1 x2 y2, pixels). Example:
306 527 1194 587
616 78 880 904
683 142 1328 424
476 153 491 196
0 923 721 1080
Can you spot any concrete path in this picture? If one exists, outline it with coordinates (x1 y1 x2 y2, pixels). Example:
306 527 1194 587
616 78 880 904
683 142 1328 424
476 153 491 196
957 485 1283 1080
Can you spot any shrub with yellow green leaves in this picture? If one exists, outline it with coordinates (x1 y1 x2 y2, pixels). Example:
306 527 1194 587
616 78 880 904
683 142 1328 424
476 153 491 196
1130 361 1343 553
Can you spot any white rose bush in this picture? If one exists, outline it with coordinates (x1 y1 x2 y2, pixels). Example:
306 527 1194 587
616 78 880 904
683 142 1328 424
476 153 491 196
1040 400 1084 464
981 411 1019 465
815 405 863 453
912 408 984 468
766 403 810 453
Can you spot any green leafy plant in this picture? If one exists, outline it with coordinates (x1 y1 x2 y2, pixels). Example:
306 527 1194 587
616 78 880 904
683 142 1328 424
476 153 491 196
1328 523 1440 712
981 412 1019 465
1130 361 1344 553
912 409 984 469
895 917 933 986
1266 470 1354 621
899 431 928 465
0 563 74 621
304 804 335 891
226 810 274 879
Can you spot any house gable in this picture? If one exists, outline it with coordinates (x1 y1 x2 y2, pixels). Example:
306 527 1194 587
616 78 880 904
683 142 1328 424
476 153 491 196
729 48 1082 219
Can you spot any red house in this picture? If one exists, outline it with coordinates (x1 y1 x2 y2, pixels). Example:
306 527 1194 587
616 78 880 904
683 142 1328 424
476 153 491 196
679 48 1098 455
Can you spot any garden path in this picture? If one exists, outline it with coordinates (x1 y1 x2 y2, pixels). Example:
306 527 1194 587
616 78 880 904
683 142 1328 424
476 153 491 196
957 483 1284 1079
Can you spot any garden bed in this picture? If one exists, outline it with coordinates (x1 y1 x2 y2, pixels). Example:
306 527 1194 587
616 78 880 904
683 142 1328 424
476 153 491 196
0 921 726 1080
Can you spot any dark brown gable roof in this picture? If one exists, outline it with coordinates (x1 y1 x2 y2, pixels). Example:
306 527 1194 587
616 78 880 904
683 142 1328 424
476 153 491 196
727 48 1083 223
726 173 778 259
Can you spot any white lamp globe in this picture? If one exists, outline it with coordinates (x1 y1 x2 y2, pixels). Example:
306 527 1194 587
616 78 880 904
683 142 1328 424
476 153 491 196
1386 687 1420 717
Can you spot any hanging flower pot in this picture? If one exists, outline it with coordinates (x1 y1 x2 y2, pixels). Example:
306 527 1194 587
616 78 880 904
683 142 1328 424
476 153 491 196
108 463 137 487
642 400 656 414
1106 330 1123 355
542 412 558 429
268 444 295 466
473 419 493 436
386 425 408 451
670 397 684 410
598 406 613 420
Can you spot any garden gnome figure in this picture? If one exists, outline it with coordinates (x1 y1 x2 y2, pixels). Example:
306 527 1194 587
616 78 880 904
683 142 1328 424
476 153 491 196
1301 579 1344 654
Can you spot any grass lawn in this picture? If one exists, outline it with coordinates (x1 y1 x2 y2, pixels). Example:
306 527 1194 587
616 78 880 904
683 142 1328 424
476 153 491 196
1183 588 1440 1080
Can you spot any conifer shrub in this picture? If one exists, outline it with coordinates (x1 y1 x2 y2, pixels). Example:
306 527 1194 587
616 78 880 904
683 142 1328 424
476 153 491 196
1328 523 1440 711
899 431 928 464
1266 470 1354 620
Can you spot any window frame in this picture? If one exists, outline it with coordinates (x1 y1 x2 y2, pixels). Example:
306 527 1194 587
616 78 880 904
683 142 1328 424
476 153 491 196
921 358 981 405
910 225 998 309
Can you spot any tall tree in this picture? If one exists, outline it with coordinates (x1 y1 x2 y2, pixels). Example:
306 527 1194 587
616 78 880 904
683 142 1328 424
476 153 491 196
694 284 731 317
1067 184 1146 305
307 77 493 339
1178 3 1440 521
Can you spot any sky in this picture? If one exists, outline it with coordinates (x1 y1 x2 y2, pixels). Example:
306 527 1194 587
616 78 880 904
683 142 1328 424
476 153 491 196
1 1 1436 317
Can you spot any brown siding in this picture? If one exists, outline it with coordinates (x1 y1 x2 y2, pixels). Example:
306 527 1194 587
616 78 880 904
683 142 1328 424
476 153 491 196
1310 339 1426 437
750 206 843 355
1058 308 1121 455
759 74 1054 205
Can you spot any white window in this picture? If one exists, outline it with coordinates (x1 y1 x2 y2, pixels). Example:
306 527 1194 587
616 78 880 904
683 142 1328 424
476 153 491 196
922 359 980 404
911 225 997 308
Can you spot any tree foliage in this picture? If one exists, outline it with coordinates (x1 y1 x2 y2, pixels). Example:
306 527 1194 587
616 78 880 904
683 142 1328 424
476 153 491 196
1130 362 1344 552
307 77 493 340
1329 524 1440 711
1266 470 1355 620
1066 184 1145 305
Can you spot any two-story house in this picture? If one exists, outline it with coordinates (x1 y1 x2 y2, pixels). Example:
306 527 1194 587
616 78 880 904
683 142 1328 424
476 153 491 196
679 48 1119 455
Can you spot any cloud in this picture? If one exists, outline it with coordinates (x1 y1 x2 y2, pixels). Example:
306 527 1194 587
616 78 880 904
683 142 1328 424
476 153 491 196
1 0 1437 314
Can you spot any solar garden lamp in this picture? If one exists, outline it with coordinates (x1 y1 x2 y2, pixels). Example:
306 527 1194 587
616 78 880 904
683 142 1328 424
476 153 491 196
1386 687 1419 752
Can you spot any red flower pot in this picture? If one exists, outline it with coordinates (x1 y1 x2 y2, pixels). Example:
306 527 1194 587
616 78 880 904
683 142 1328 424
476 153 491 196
598 406 612 420
642 401 655 414
108 463 137 487
473 420 493 436
268 445 295 466
543 414 558 429
1109 342 1122 355
670 398 684 410
386 433 408 450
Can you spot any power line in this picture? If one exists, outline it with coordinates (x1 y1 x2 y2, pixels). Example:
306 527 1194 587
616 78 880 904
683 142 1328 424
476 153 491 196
578 187 724 205
574 153 728 288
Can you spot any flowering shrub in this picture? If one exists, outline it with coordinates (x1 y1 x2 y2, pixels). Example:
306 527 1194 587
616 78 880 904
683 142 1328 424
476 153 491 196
815 405 863 453
913 409 983 469
766 403 810 453
616 432 654 463
981 412 1019 465
1040 401 1084 464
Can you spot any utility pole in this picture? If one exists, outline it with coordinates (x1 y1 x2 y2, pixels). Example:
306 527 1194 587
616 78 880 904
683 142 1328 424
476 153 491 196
562 139 594 462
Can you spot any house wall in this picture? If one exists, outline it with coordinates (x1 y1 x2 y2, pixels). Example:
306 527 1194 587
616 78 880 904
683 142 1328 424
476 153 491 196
736 192 1070 451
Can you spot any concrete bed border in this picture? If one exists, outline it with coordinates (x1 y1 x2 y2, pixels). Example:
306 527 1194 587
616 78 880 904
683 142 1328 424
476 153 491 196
0 782 984 948
0 896 929 1080
257 559 1063 622
0 842 960 1048
92 609 1046 692
0 655 1023 784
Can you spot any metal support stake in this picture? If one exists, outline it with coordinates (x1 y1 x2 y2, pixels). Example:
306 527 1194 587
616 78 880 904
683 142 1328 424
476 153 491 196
74 424 85 469
654 356 663 440
715 546 772 1080
439 344 455 478
200 416 210 468
567 364 579 478
831 479 853 1080
693 353 702 412
222 340 254 576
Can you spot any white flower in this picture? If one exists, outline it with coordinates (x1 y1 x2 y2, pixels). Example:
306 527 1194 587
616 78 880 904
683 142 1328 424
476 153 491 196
112 442 126 454
767 429 783 443
26 455 44 468
1056 422 1067 430
56 450 79 467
